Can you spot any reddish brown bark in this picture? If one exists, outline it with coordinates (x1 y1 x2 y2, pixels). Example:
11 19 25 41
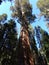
19 26 34 65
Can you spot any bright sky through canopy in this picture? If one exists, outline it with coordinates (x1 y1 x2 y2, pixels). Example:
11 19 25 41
0 0 49 34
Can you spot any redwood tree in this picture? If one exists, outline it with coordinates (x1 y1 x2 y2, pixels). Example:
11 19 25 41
10 0 36 65
0 18 18 65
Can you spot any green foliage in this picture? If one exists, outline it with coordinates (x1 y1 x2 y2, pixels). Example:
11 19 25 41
0 19 18 65
11 0 36 26
0 14 7 22
37 0 49 20
40 28 49 62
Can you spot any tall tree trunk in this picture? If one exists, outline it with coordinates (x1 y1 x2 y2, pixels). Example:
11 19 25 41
18 26 34 65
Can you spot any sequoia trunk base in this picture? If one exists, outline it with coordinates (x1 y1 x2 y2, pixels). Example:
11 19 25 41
18 26 34 65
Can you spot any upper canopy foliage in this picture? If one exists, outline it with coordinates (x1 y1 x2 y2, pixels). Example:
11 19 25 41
37 0 49 21
10 0 36 27
0 14 7 22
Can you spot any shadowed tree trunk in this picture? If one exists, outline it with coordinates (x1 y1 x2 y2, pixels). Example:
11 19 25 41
18 26 34 65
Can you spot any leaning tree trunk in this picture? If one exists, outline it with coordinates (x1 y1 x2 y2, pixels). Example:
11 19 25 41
18 26 34 65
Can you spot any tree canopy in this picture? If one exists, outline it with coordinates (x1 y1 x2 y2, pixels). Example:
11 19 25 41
37 0 49 28
37 0 49 19
0 14 7 23
10 0 36 27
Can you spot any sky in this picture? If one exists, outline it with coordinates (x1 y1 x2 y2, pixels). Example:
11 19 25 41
0 0 49 49
0 0 49 34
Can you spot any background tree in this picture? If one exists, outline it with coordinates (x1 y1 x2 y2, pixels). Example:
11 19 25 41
40 29 49 63
37 0 49 28
0 18 18 65
34 26 48 65
0 14 7 23
0 14 7 47
35 26 42 48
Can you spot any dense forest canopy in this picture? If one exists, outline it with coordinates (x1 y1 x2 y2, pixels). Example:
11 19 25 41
0 0 49 65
